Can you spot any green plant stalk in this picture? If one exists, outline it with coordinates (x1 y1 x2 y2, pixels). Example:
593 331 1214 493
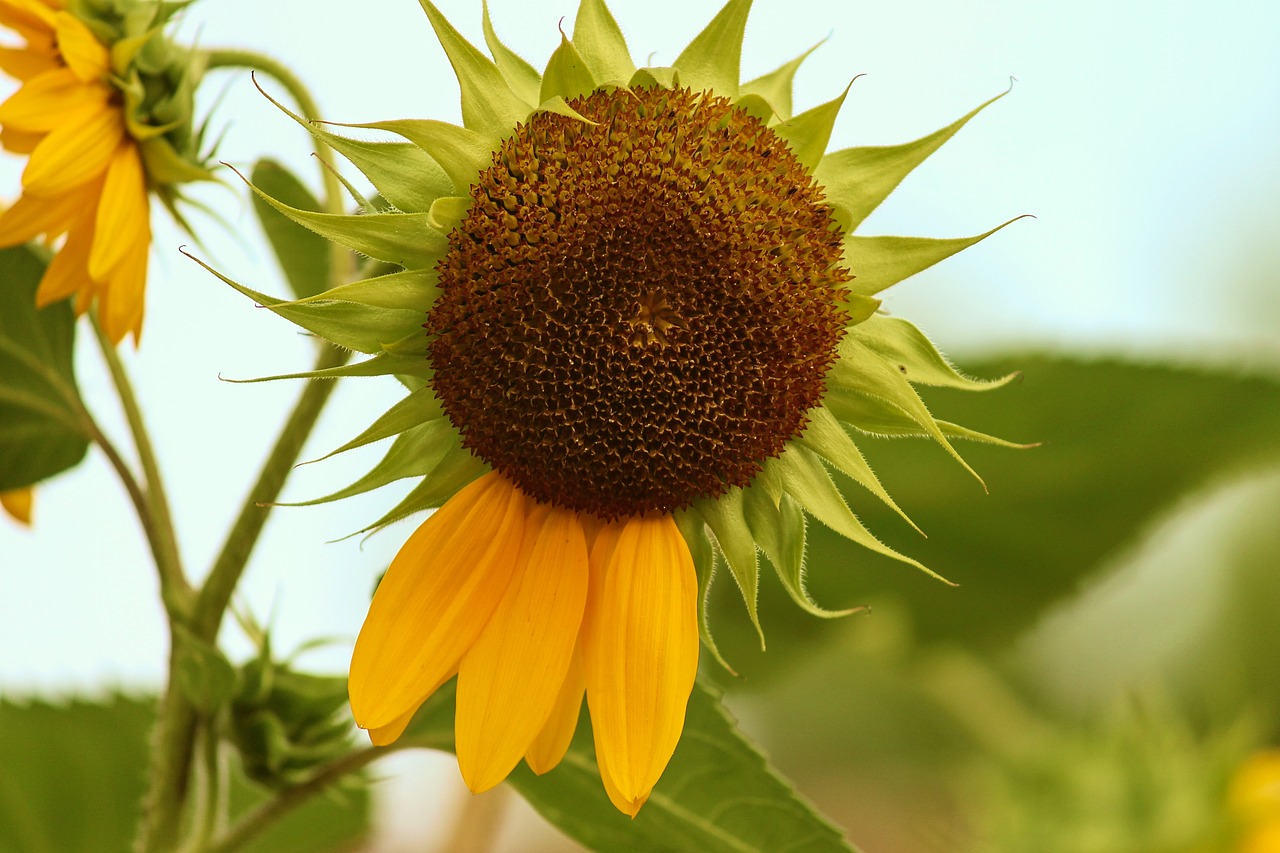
93 319 193 617
139 51 355 853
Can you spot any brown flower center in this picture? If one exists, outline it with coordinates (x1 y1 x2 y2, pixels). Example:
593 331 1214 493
427 86 850 519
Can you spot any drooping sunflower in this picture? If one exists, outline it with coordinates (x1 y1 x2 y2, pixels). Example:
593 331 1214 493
214 0 1023 815
0 0 213 344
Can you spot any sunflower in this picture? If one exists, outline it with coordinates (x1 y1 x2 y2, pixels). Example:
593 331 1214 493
214 0 1022 815
0 0 212 344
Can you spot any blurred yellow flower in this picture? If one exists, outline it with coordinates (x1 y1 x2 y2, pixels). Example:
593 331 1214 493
1233 749 1280 852
1 485 33 525
0 0 150 343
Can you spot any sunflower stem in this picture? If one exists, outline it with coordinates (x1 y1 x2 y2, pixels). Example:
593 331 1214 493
203 745 389 853
92 318 192 616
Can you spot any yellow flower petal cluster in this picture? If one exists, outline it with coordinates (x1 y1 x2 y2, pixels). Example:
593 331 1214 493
0 0 149 342
214 0 1021 815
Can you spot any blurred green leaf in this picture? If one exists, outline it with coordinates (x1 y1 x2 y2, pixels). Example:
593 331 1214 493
401 679 859 852
250 159 331 299
0 245 89 492
710 356 1280 680
0 695 370 853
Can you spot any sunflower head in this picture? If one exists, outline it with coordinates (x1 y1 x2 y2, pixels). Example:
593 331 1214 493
213 0 1026 813
65 0 217 193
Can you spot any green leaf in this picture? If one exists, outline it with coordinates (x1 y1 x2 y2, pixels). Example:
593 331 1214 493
0 696 370 853
417 0 531 140
249 160 331 300
173 626 237 715
848 315 1019 392
842 218 1025 296
0 245 89 492
815 91 1005 233
673 0 752 99
715 357 1280 682
572 0 635 86
397 678 860 851
510 682 861 852
482 0 542 106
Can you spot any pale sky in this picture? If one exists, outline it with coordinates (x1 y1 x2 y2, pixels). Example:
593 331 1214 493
3 0 1279 694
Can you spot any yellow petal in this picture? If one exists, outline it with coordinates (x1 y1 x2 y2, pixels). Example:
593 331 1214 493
0 45 59 81
53 11 108 82
22 100 122 195
35 210 95 306
1 125 46 153
90 141 147 280
0 67 108 132
98 214 150 345
583 514 699 811
0 186 82 245
349 472 527 731
1 487 34 525
456 504 589 792
0 0 57 41
524 645 585 775
590 714 648 818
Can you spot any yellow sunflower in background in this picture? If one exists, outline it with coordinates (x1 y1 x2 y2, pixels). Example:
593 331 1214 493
214 0 1023 815
0 0 212 344
1 485 32 524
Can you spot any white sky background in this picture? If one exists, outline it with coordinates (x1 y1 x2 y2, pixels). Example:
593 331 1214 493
2 0 1280 697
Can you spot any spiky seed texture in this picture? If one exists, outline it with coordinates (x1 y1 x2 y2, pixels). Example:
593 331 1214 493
213 0 1026 813
0 0 215 343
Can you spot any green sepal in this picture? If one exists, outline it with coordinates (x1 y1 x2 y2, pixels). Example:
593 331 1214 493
630 66 679 90
0 245 89 492
219 354 431 384
826 390 1031 449
231 164 448 268
842 217 1026 296
675 510 736 673
739 41 822 122
310 386 443 464
794 405 920 533
535 96 597 123
776 444 952 584
282 419 457 508
344 118 494 196
694 486 765 649
745 487 858 618
773 81 851 172
541 30 597 103
138 133 215 184
815 90 1006 233
172 625 237 715
849 315 1020 392
732 93 775 124
248 159 330 299
428 196 471 234
829 337 983 485
352 447 488 537
253 81 452 213
843 293 882 326
673 0 752 98
417 0 531 141
295 267 438 312
183 251 423 353
481 0 542 107
753 456 787 507
571 0 635 85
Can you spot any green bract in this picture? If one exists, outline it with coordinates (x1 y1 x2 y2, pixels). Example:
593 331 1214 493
214 0 1024 661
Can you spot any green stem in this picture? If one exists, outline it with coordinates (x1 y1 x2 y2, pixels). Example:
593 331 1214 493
204 745 390 853
93 319 192 616
139 52 355 853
